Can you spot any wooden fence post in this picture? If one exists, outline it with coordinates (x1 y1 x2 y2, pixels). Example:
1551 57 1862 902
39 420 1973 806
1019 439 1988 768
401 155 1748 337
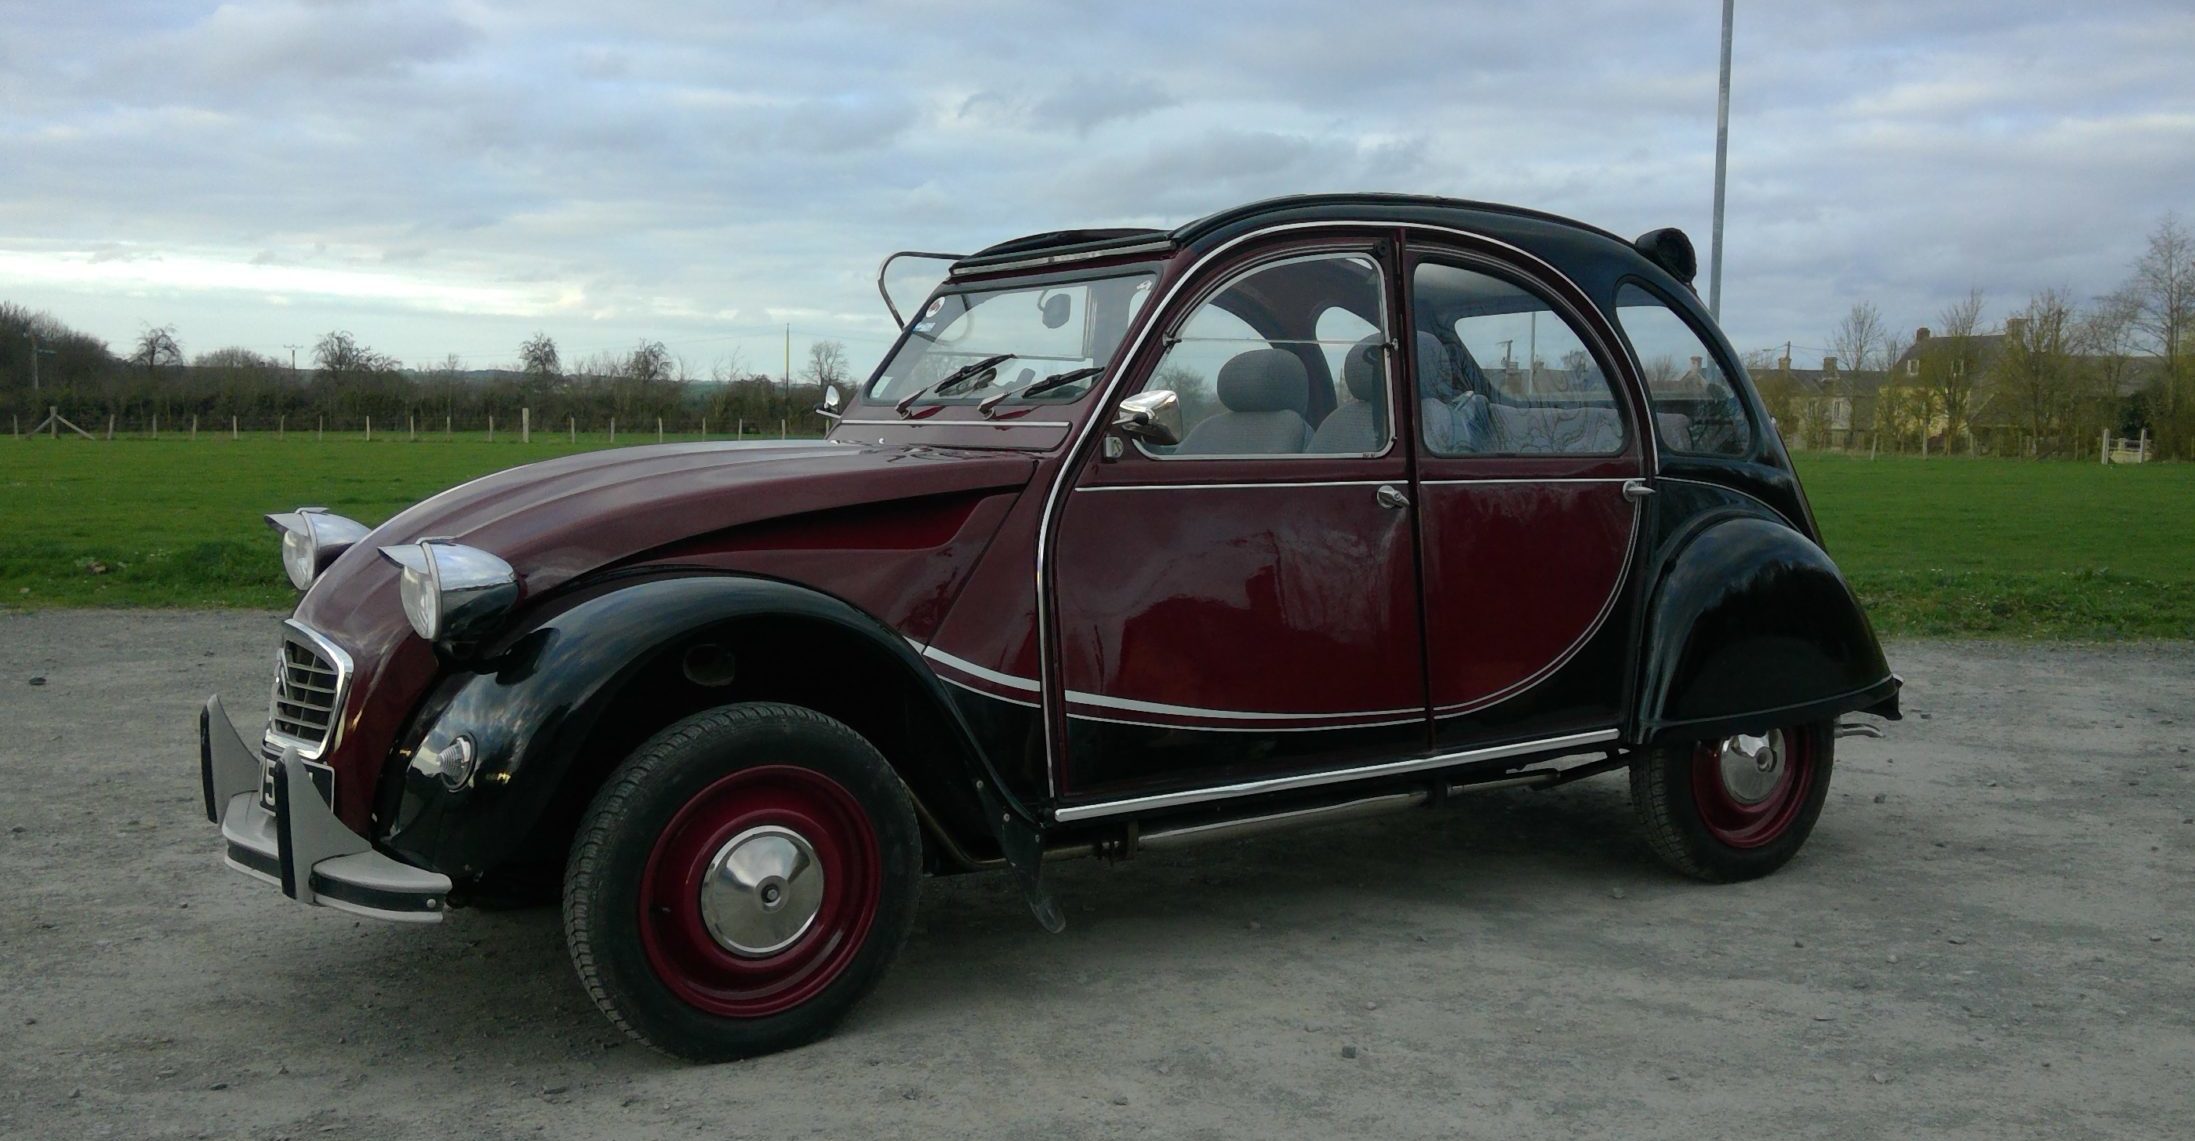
445 414 452 438
153 413 159 439
779 419 786 440
190 414 197 441
657 417 663 443
569 416 575 443
366 415 372 442
10 414 17 438
409 414 416 441
231 415 238 440
522 407 531 444
107 415 115 441
701 417 707 437
488 415 494 442
278 415 285 439
317 415 323 442
610 417 617 443
737 417 743 438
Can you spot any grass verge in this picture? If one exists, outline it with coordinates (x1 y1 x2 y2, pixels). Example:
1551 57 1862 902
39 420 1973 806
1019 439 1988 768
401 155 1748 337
1 439 2189 638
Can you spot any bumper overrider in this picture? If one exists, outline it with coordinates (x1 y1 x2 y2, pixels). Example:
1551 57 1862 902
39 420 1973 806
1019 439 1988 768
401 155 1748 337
199 695 451 922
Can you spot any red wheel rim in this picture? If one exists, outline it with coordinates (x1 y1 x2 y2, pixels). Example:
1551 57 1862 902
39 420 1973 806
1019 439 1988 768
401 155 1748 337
1690 727 1815 849
638 765 880 1019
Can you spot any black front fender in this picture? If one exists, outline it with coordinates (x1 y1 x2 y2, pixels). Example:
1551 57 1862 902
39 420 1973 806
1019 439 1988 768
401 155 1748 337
377 573 1029 879
1634 516 1896 744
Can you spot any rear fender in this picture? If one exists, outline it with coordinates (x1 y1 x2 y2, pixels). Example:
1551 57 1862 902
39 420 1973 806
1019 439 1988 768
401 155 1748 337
1634 516 1897 744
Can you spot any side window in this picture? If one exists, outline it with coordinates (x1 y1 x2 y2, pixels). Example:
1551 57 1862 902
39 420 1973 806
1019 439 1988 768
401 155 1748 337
1613 283 1753 456
1142 252 1387 458
1411 262 1625 456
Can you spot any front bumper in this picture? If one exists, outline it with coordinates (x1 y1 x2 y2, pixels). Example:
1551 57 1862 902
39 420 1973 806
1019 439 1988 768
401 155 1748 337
200 695 451 923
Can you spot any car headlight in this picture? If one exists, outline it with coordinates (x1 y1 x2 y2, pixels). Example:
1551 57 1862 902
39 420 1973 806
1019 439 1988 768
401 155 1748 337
376 540 519 643
263 508 372 591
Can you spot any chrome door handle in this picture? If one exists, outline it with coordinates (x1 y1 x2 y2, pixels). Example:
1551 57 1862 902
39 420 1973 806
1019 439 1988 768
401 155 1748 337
1621 478 1655 503
1375 484 1410 510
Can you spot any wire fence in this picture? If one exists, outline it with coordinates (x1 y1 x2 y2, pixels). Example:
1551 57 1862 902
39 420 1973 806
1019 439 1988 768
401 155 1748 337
6 407 833 443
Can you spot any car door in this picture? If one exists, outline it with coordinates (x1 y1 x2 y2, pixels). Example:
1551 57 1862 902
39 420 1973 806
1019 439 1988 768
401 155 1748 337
1047 238 1431 809
1403 242 1652 751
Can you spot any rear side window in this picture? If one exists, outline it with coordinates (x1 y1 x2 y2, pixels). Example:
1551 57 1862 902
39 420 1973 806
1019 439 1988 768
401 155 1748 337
1411 261 1625 457
1613 284 1752 457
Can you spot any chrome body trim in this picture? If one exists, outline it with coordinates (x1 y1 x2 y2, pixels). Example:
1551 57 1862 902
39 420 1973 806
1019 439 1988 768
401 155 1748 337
833 418 1074 429
876 250 966 326
1051 728 1621 822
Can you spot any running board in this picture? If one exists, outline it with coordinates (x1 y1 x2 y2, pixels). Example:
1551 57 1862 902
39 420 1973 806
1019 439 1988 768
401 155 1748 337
941 752 1629 870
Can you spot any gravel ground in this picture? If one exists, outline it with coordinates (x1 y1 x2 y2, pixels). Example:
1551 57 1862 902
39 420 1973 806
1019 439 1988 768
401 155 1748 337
2 609 2191 1141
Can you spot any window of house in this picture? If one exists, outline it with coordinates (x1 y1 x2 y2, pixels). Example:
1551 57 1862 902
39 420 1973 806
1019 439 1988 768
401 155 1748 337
1611 283 1752 457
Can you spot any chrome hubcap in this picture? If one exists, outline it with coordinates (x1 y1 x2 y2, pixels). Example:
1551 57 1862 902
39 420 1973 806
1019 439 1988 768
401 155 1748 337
1716 729 1785 805
698 825 824 957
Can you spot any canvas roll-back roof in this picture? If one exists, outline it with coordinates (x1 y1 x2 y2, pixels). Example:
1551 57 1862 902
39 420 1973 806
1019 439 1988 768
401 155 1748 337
947 193 1641 277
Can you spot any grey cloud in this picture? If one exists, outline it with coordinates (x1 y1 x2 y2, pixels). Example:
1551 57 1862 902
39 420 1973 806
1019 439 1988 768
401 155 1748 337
0 0 2189 368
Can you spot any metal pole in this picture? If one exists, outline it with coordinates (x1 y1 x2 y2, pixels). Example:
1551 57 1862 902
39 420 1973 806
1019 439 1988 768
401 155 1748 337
1709 0 1734 322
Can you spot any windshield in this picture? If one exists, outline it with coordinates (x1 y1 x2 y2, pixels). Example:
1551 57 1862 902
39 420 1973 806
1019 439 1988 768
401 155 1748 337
866 270 1157 411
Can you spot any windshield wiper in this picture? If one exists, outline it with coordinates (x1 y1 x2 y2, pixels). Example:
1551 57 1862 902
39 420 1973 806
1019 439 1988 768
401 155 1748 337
978 365 1104 417
895 353 1016 415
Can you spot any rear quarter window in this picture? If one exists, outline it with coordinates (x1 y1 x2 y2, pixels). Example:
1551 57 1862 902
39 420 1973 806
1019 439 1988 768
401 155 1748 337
1613 283 1753 458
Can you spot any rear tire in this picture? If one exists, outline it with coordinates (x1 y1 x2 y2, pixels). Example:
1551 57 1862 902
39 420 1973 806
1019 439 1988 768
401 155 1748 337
563 702 920 1061
1630 720 1834 882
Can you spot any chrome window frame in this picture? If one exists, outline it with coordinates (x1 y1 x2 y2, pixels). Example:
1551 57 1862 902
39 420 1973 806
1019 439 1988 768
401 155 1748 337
1130 247 1398 463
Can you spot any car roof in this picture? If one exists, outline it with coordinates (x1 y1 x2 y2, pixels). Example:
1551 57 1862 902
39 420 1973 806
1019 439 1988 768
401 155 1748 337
948 193 1643 278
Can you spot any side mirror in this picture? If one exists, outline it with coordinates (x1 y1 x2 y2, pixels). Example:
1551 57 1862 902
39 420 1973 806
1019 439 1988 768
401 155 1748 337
816 383 844 420
1112 389 1181 446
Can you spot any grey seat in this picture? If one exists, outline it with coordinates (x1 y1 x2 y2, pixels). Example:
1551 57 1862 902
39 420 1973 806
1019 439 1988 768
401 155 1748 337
1485 402 1625 454
1176 348 1313 455
1308 335 1389 453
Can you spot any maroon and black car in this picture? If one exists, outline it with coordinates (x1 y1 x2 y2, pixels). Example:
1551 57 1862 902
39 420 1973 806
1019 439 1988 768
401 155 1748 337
201 193 1900 1060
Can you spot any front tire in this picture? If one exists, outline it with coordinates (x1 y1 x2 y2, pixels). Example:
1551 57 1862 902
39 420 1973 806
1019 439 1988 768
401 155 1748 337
1630 720 1834 882
563 702 920 1061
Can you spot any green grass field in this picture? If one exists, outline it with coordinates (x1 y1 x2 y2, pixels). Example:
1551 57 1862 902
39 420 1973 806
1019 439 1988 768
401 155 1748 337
1 436 2189 638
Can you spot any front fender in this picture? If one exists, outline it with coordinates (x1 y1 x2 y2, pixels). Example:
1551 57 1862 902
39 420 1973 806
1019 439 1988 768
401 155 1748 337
1634 516 1896 744
377 573 1025 878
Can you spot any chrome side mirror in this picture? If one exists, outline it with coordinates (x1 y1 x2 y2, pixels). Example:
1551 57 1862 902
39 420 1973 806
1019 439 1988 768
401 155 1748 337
816 383 844 421
1112 389 1181 446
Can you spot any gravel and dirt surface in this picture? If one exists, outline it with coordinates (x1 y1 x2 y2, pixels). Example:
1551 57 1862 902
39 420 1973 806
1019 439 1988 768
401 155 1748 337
2 610 2191 1140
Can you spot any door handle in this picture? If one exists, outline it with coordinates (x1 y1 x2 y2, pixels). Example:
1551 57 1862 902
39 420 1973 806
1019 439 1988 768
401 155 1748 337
1375 484 1410 510
1622 478 1655 503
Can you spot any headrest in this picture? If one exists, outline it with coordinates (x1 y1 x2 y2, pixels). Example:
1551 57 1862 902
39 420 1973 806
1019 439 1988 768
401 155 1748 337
1341 335 1388 403
1417 331 1464 400
1216 348 1309 414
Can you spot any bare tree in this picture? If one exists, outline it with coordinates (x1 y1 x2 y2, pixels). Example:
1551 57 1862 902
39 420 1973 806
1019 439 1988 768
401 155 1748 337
2121 214 2195 453
313 330 396 380
519 332 560 393
132 324 182 372
1925 290 1986 452
1828 302 1886 377
800 340 851 389
1996 289 2075 456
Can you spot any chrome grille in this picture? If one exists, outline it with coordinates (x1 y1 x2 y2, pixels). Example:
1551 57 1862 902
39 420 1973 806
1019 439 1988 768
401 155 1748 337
269 636 341 746
260 621 353 807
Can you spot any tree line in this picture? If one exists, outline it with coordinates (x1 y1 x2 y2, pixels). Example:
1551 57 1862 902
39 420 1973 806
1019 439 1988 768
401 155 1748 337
1755 214 2195 460
0 314 853 436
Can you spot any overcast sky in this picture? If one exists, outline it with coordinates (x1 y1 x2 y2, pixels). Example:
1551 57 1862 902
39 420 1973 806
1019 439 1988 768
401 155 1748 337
3 1 2191 376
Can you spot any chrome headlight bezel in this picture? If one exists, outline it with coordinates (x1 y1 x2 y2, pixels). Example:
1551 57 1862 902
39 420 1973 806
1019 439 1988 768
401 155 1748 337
263 508 372 591
377 540 519 643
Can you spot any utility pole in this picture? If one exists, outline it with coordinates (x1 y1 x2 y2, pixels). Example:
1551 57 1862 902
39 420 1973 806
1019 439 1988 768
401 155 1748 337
1709 0 1734 322
24 331 55 392
783 324 791 412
